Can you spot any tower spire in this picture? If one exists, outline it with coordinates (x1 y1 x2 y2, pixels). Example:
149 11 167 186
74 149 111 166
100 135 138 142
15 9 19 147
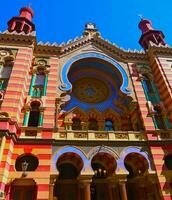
7 6 35 34
138 18 166 50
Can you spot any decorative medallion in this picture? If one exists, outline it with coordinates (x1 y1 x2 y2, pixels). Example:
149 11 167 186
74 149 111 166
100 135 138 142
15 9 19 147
73 77 110 104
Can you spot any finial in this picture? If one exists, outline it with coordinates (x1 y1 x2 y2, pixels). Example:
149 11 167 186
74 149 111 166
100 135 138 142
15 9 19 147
28 2 32 8
85 23 97 31
138 14 144 21
83 22 101 37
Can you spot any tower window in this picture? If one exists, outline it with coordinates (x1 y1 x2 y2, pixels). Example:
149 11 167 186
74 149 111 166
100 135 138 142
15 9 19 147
88 118 98 130
15 22 22 32
72 118 82 130
28 102 40 127
105 119 114 131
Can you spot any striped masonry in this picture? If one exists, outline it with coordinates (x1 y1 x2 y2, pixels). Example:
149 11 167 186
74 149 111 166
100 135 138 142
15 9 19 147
0 138 14 194
128 63 155 131
150 145 172 200
1 48 33 123
43 57 59 130
151 57 172 124
8 144 52 200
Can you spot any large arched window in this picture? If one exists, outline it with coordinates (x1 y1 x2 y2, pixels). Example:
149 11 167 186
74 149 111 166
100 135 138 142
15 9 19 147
28 102 40 127
29 64 49 98
32 69 45 97
105 119 114 131
88 118 98 130
72 118 82 130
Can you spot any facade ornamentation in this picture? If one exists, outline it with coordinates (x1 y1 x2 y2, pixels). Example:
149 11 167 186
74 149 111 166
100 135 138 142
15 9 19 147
0 6 171 200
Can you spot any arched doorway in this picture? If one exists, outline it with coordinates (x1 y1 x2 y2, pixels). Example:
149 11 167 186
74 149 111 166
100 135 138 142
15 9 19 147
124 152 158 200
9 179 37 200
91 152 117 200
54 152 83 200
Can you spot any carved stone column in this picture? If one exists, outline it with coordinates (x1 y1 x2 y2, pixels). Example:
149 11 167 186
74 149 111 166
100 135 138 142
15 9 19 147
98 121 104 130
77 183 81 200
106 177 118 200
133 176 146 200
78 176 92 200
118 176 128 200
149 174 162 200
107 183 113 200
49 175 57 200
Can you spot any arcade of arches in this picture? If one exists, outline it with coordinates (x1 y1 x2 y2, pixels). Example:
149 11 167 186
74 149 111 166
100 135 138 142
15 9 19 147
49 148 161 200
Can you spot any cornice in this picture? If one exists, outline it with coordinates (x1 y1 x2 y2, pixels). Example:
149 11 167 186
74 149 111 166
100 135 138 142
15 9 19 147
59 35 148 62
147 44 172 57
12 137 172 146
0 30 36 47
1 31 172 61
35 41 61 55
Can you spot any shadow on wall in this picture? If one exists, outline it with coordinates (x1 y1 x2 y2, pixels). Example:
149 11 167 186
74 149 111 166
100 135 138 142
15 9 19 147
161 151 172 199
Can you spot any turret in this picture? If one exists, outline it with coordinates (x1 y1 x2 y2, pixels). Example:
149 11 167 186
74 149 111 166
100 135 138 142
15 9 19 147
138 18 166 50
7 7 35 34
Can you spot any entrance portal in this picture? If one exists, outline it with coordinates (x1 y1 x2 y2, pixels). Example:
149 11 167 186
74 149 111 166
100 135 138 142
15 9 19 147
91 152 117 200
54 152 83 200
10 179 37 200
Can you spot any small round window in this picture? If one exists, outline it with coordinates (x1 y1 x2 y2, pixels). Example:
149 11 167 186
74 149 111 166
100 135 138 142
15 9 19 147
15 154 39 171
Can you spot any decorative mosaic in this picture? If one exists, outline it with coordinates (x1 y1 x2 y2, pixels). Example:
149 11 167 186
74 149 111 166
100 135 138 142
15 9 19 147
73 77 110 104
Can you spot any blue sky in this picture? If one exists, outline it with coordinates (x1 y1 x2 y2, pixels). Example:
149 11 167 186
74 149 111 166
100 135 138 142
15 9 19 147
1 0 172 50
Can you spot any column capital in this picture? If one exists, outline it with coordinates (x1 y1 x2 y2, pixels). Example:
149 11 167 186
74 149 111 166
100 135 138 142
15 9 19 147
50 175 58 185
105 175 118 185
117 174 128 200
133 175 146 187
116 173 128 183
77 175 92 187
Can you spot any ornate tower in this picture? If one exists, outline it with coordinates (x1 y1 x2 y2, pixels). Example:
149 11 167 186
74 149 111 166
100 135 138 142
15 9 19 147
7 7 35 33
139 18 166 49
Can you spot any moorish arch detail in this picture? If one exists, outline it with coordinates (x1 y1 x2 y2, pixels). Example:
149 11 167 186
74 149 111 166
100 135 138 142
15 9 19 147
59 52 131 95
119 147 152 171
87 146 119 161
52 146 92 173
